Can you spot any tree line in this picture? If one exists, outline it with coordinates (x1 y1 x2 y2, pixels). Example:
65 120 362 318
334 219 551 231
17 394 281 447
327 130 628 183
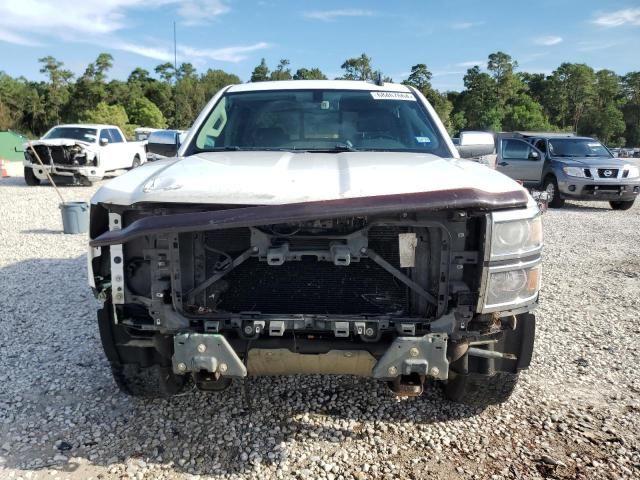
1 51 639 146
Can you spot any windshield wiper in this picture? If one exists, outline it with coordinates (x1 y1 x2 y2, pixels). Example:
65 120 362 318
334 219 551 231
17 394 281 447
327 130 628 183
304 142 359 153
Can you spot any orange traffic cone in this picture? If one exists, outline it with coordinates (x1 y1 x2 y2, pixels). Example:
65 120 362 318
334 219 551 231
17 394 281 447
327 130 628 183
0 159 9 178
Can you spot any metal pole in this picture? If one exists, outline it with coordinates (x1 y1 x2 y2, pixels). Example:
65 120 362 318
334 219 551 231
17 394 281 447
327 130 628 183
173 20 178 128
26 142 65 204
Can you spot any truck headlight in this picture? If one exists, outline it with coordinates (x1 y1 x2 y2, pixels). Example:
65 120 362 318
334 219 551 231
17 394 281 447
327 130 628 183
484 262 541 310
625 165 640 178
480 206 543 313
562 166 587 177
491 215 542 259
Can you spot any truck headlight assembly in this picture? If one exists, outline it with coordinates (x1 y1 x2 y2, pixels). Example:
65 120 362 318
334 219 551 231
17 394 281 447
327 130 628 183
480 206 543 313
484 262 541 311
562 166 587 178
625 165 640 178
491 215 542 259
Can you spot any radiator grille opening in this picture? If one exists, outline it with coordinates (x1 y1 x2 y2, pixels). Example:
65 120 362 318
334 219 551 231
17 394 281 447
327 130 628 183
203 227 410 315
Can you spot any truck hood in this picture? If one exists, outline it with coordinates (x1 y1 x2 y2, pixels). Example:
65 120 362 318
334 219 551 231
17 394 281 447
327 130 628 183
554 156 627 167
25 138 96 149
92 151 528 206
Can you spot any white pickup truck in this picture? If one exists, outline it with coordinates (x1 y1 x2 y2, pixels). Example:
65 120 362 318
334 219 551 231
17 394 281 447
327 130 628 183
23 124 147 185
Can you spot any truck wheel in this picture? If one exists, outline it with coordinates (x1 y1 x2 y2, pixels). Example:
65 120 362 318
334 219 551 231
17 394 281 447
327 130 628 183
131 155 141 169
445 371 519 407
610 200 635 211
98 305 187 398
543 176 565 208
24 167 41 186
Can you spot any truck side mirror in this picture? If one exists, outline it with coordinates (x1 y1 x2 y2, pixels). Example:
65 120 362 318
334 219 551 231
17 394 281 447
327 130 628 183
100 138 109 146
529 150 540 160
147 131 180 158
456 131 495 158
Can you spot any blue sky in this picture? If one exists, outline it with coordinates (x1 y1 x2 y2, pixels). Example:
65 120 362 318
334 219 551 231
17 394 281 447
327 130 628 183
1 0 639 91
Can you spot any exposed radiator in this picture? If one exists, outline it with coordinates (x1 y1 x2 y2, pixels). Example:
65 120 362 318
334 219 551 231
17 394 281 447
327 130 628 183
204 227 409 315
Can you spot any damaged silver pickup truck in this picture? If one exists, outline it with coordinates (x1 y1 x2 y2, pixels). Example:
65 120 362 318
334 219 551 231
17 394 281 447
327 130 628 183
89 81 543 407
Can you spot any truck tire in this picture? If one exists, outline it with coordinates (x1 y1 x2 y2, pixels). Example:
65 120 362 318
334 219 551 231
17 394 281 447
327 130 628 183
24 167 41 186
445 371 519 407
543 176 565 208
131 155 141 168
610 200 635 211
98 305 187 398
110 363 186 398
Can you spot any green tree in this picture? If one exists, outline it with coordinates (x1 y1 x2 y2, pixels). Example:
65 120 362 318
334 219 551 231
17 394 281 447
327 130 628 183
548 63 596 132
155 63 176 83
503 93 551 131
457 66 502 130
81 102 129 130
584 70 625 143
38 56 73 125
622 72 640 146
487 51 522 118
339 54 374 81
293 67 327 80
403 64 432 91
402 63 453 132
201 69 241 98
128 68 152 84
68 53 114 119
126 97 167 128
250 58 270 82
270 59 292 81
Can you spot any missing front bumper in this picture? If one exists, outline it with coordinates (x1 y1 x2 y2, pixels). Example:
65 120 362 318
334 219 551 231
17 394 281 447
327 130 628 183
171 332 449 380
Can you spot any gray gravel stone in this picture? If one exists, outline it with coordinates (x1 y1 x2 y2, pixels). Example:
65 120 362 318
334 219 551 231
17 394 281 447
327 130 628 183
1 175 640 479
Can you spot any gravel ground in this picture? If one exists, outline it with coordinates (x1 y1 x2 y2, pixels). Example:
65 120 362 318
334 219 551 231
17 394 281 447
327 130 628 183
1 174 639 480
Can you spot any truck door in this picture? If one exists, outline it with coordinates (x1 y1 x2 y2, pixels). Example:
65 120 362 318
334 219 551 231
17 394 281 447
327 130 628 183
97 129 116 169
107 128 130 169
496 138 545 185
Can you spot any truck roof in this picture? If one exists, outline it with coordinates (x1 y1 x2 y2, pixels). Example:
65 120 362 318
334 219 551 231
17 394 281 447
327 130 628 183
50 124 118 130
514 131 576 138
226 80 412 93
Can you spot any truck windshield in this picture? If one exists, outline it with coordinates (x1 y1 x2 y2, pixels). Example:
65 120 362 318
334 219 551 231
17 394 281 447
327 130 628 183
192 89 450 156
43 127 97 143
548 138 611 158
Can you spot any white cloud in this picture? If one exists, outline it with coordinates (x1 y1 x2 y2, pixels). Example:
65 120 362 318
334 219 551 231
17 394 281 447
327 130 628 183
304 9 374 21
179 42 270 63
0 0 265 66
111 41 270 63
593 8 640 27
450 21 484 30
432 70 464 77
0 30 43 47
533 35 563 46
178 0 231 25
456 60 483 67
113 42 174 62
0 0 230 46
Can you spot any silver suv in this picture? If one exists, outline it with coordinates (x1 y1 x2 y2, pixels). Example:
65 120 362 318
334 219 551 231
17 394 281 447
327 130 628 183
495 133 640 210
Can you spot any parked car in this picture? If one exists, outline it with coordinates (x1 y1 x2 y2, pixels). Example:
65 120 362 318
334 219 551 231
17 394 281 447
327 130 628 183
89 80 543 407
23 124 147 186
495 132 640 209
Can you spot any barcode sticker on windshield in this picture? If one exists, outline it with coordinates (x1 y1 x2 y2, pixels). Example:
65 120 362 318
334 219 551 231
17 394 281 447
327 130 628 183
371 91 416 101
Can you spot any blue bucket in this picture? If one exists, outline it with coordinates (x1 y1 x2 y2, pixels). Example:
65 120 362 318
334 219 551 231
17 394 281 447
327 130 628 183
60 202 89 234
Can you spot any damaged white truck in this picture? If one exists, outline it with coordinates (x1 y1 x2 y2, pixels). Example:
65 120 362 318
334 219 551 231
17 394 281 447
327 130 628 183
89 81 543 407
24 124 146 185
